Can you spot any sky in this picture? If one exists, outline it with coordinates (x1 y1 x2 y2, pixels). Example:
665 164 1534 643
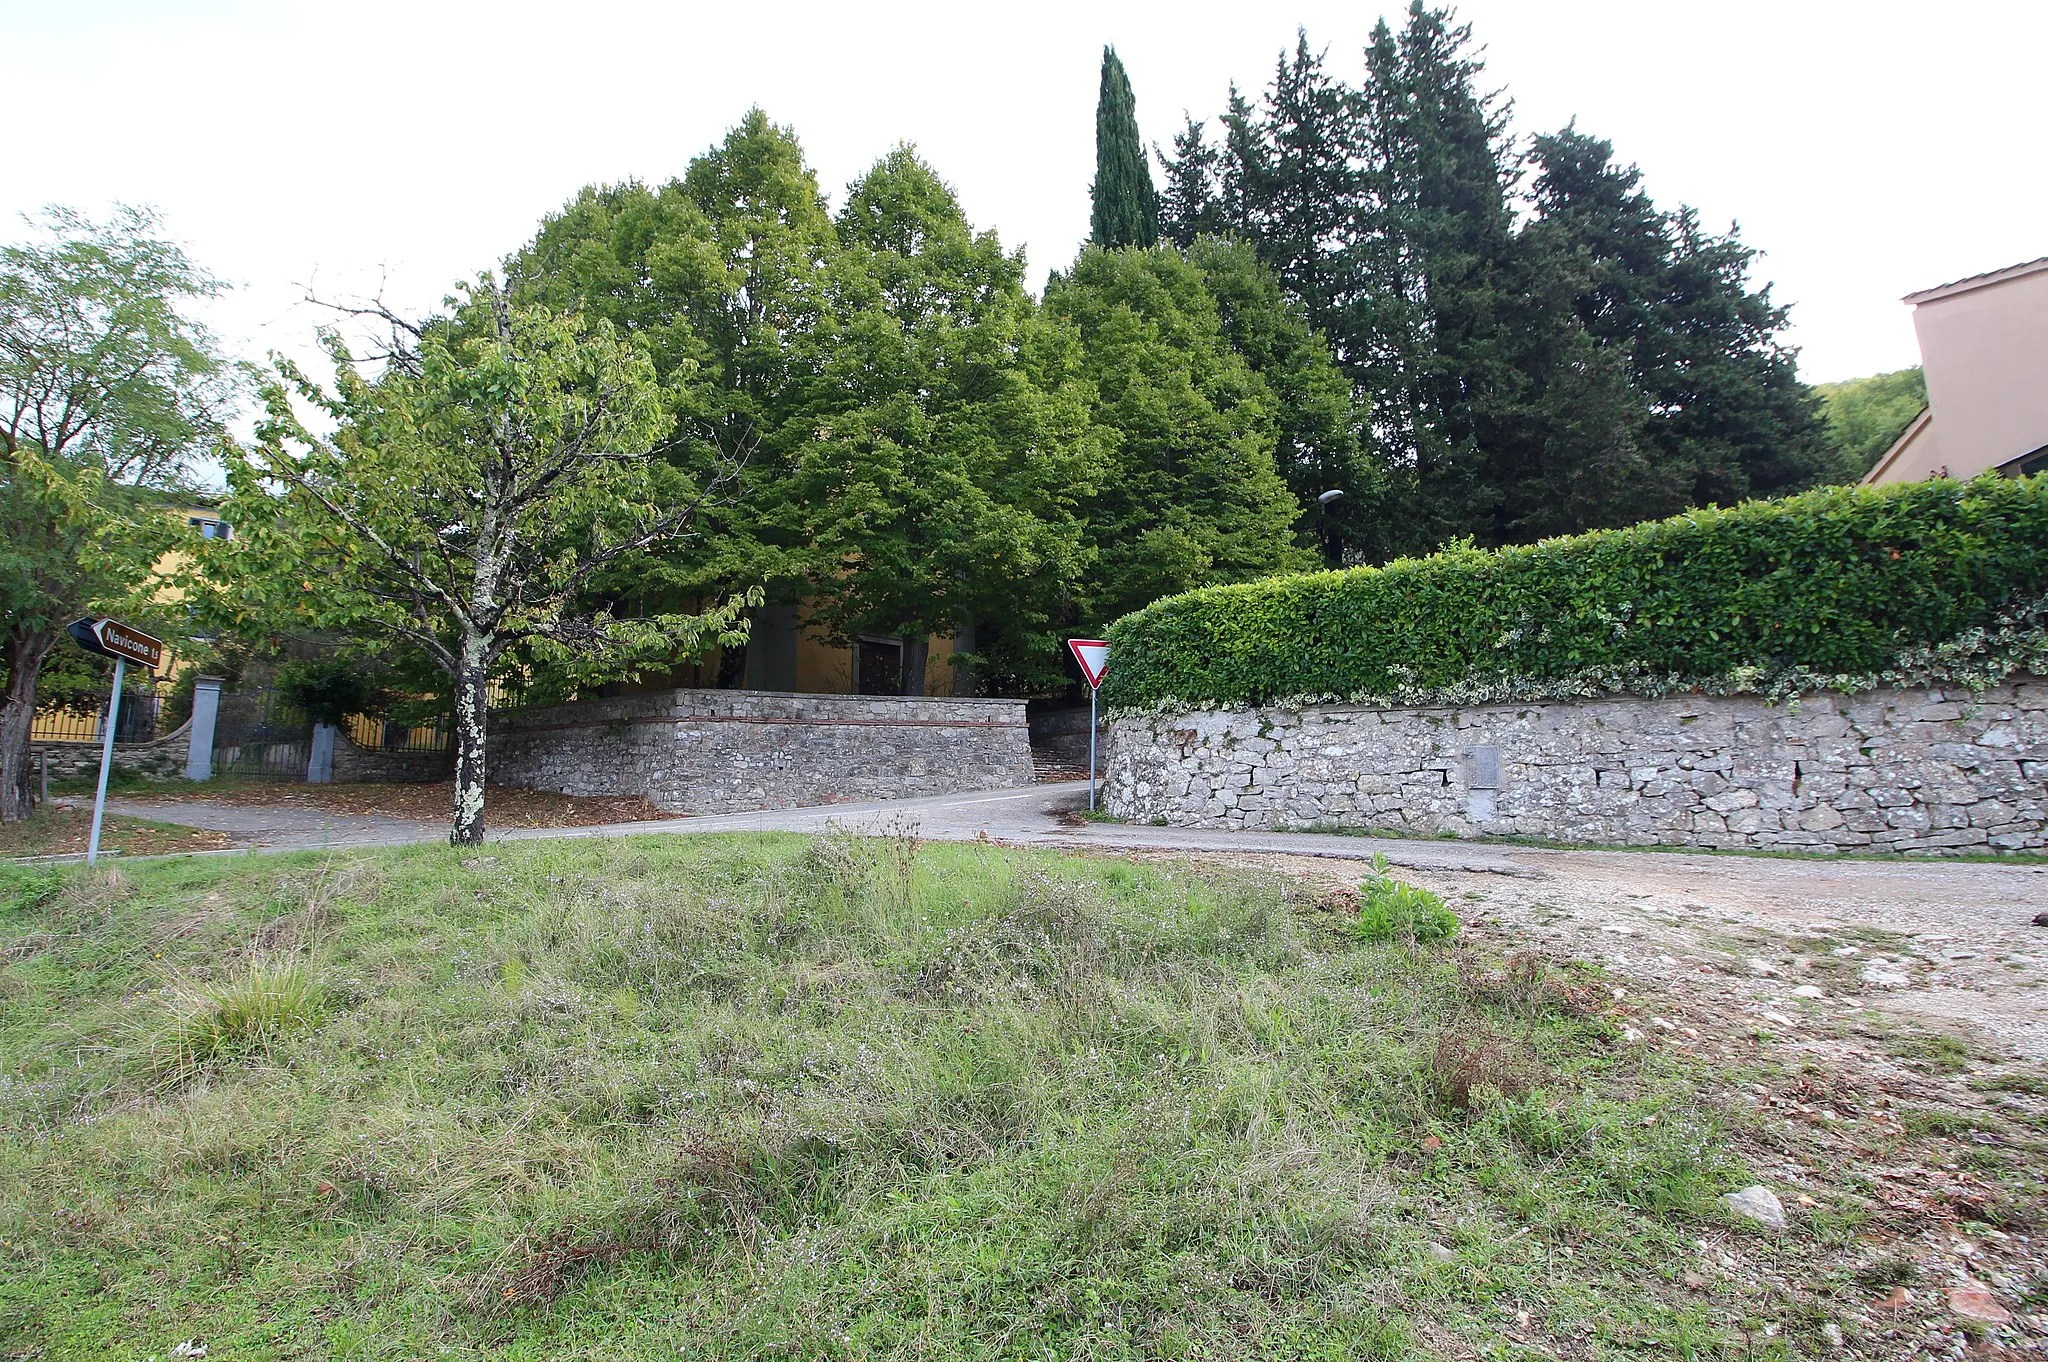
5 0 2044 391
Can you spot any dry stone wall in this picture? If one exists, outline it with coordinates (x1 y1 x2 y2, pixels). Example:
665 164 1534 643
1104 681 2048 854
490 688 1035 814
31 722 193 784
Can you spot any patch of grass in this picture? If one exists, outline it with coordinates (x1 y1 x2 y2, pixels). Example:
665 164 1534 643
1893 1031 1977 1074
144 952 324 1087
0 804 234 860
1352 853 1460 944
0 835 1779 1358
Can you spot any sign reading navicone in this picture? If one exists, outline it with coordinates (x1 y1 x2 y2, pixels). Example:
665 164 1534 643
68 617 165 670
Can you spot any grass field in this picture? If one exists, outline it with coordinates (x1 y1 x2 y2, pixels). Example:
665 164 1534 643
0 831 1986 1359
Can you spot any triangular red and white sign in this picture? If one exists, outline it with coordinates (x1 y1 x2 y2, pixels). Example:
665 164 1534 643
1068 638 1109 690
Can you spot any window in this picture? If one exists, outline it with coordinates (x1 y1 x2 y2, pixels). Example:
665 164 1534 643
189 517 231 540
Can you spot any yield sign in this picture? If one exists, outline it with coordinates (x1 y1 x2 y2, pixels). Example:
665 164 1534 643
1068 638 1108 690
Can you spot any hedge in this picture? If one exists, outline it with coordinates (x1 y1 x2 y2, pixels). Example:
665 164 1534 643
1101 476 2048 713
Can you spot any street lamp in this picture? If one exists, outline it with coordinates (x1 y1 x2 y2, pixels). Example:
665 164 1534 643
1315 488 1345 567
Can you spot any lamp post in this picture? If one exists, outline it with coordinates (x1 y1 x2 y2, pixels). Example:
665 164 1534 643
1316 488 1345 569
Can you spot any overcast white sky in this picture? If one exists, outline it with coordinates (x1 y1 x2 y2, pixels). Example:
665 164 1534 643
6 0 2044 389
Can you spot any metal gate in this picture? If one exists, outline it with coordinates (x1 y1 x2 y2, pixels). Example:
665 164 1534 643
212 686 311 780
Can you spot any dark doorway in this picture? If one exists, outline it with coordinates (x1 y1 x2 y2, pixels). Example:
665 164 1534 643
856 637 903 695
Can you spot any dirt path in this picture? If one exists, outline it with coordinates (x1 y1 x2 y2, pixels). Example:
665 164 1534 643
1166 846 2048 1065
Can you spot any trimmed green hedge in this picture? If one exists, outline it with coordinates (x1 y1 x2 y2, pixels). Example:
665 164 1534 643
1102 477 2048 712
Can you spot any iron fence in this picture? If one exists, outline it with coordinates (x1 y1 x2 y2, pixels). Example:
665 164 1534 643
28 689 165 745
212 686 311 780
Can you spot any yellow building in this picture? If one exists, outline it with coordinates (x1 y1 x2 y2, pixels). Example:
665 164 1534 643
27 503 222 743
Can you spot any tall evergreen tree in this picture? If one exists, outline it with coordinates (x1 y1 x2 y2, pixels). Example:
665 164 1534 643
1350 3 1524 551
1234 34 1363 350
1519 125 1831 513
1178 4 1834 556
1157 115 1222 248
1089 47 1160 249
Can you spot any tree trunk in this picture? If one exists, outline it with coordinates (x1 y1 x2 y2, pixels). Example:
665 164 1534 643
450 634 489 846
0 628 55 824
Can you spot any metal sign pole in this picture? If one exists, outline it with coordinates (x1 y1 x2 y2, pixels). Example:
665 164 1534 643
86 657 124 866
1088 683 1098 812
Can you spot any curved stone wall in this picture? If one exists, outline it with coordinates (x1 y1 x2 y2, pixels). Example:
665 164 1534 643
1103 681 2048 854
490 688 1035 814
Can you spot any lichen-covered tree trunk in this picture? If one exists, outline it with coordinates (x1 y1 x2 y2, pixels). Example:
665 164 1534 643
0 629 54 824
449 632 490 846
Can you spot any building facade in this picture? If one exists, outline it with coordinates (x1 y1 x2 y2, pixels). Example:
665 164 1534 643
1865 256 2048 485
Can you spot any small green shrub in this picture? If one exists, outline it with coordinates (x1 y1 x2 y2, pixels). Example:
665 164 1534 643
1352 854 1459 944
146 954 323 1085
1103 475 2048 711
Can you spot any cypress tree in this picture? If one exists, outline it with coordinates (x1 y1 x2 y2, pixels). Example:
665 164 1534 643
1089 47 1160 249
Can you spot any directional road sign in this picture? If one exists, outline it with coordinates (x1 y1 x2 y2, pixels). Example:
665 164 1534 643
68 617 164 670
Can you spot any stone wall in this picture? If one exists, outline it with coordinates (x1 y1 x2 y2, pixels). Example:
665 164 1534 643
332 734 452 784
1104 681 2048 854
489 688 1035 814
31 721 193 785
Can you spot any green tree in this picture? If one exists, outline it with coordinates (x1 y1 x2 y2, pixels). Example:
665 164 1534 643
1524 127 1830 508
795 147 1103 690
516 118 1107 691
1815 367 1925 477
1089 47 1160 250
514 109 840 679
1157 116 1224 248
1043 246 1307 624
0 205 232 821
221 280 755 845
1224 34 1364 349
1184 236 1376 564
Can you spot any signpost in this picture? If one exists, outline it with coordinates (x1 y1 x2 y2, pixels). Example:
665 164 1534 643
67 617 165 865
1067 638 1109 811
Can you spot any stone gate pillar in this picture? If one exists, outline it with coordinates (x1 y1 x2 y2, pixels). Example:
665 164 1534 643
185 676 223 782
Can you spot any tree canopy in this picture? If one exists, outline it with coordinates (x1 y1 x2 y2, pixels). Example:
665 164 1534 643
1815 367 1927 476
0 205 232 821
512 112 1320 688
1157 4 1837 555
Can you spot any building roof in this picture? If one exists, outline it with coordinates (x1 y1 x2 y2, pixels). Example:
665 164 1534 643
1903 255 2048 306
1862 405 1935 485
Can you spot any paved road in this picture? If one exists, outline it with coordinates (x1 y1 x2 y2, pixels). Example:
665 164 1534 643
100 782 1531 874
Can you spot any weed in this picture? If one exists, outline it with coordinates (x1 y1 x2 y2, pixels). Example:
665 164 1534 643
1853 1254 1921 1290
1353 853 1459 943
144 953 324 1086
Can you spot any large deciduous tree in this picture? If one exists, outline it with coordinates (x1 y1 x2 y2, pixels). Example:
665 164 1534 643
0 205 231 822
222 279 755 845
1043 246 1308 624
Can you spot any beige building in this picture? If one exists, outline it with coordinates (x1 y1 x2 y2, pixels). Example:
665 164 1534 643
1865 256 2048 485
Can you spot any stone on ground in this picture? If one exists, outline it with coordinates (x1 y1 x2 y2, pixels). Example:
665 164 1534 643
1721 1184 1787 1231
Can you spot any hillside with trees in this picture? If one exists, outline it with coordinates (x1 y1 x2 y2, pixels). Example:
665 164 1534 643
1815 367 1927 475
